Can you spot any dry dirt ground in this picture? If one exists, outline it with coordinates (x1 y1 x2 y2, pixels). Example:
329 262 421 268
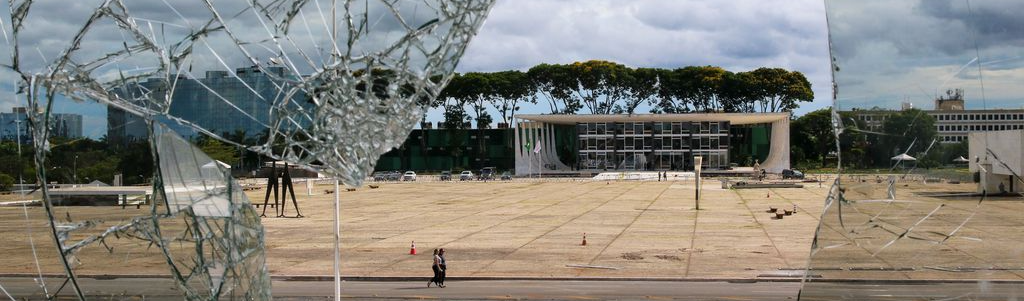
0 179 1010 280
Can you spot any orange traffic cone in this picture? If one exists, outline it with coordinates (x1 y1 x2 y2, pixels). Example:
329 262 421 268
581 233 587 246
409 241 417 255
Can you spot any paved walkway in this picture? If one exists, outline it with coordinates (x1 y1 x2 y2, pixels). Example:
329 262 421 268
0 180 828 278
256 181 827 278
0 277 803 300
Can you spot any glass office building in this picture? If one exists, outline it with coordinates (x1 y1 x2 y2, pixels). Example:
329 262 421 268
107 66 308 144
1 107 82 142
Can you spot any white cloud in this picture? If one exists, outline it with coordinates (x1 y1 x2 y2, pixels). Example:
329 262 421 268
455 0 833 117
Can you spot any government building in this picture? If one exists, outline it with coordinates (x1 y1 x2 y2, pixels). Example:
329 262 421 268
844 90 1024 144
512 113 790 175
373 112 791 175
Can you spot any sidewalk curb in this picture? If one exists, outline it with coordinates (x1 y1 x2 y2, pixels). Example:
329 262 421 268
3 273 1023 284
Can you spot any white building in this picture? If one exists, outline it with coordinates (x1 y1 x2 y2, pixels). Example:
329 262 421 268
968 130 1024 194
848 109 1024 144
512 113 791 175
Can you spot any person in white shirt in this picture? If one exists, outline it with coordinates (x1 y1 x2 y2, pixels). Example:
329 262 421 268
428 249 444 287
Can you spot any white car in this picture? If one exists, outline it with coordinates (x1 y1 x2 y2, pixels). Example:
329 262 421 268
459 171 474 181
402 171 417 181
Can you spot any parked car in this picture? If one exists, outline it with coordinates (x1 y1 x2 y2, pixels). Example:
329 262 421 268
386 171 402 181
782 169 804 180
500 171 513 181
372 171 388 182
478 167 496 181
459 171 474 181
439 171 452 181
402 171 417 181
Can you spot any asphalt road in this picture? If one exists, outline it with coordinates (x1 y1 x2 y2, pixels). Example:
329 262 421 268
4 277 1022 300
2 277 800 300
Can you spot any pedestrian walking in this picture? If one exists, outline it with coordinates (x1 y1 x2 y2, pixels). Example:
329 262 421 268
428 249 444 287
438 248 448 287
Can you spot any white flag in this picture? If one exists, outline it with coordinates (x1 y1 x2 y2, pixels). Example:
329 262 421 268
533 142 541 154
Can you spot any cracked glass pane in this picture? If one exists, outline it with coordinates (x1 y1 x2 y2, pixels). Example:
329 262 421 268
0 0 494 299
803 1 1024 299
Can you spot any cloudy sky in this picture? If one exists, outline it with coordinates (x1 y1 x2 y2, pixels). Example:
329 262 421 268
436 0 833 120
4 0 1021 138
825 0 1024 111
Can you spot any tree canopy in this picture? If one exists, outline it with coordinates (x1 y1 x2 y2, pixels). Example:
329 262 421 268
435 60 813 127
790 108 951 170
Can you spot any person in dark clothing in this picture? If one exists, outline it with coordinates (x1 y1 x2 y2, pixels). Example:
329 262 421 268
428 249 443 287
438 248 448 287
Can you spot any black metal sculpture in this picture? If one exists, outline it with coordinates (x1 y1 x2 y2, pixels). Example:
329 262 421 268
260 162 303 218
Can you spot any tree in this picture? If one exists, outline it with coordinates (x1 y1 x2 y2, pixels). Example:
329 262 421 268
654 67 692 113
791 109 866 168
453 72 494 128
527 63 580 114
436 73 471 129
117 141 152 184
196 136 239 167
941 140 969 165
0 173 14 191
655 66 730 113
569 60 633 114
488 70 535 125
689 66 730 112
720 71 755 113
617 67 659 114
879 109 937 160
746 68 814 112
792 109 834 167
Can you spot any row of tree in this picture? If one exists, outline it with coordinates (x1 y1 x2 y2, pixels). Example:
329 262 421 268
791 108 965 170
0 132 262 190
432 60 814 128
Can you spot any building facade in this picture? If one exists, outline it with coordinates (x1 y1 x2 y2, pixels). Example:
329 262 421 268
107 66 308 144
574 121 731 171
969 130 1024 194
513 113 791 175
848 109 1024 144
374 128 516 172
371 115 778 174
0 107 28 142
1 107 83 142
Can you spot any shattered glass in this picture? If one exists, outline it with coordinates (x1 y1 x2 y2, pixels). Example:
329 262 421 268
802 0 1024 299
0 0 493 299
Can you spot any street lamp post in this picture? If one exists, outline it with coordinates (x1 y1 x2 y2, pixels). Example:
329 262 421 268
14 119 23 195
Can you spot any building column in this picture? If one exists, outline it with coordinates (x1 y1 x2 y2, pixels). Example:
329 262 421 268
760 117 791 173
514 119 525 175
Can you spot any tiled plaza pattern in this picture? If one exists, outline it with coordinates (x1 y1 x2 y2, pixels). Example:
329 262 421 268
1 180 998 279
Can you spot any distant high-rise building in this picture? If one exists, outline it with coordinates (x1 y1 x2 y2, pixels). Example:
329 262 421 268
107 66 309 145
52 113 83 139
1 107 83 142
0 108 28 142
